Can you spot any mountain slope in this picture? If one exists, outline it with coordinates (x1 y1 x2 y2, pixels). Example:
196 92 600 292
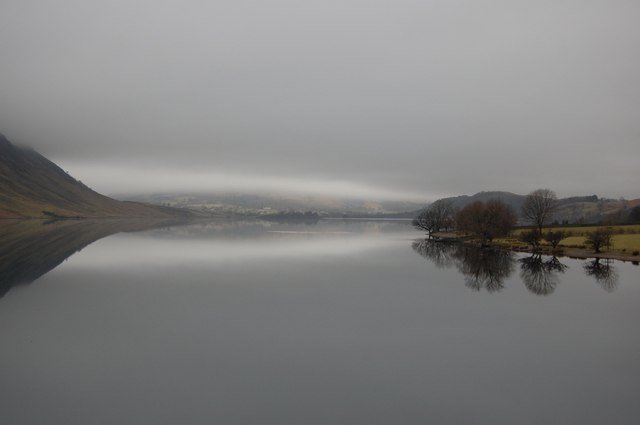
0 134 194 219
433 191 632 225
443 191 526 213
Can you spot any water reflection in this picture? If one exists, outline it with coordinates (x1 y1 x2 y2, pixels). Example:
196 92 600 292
0 220 629 301
519 255 567 296
455 246 515 293
411 239 457 269
412 239 627 295
412 240 515 293
0 222 638 424
584 258 619 292
0 219 189 297
0 219 409 298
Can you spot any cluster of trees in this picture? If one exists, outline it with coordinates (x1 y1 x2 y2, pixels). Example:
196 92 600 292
628 206 640 223
412 199 455 238
456 200 516 246
519 229 565 249
584 227 613 253
413 198 517 246
414 188 559 246
515 190 615 253
415 188 624 254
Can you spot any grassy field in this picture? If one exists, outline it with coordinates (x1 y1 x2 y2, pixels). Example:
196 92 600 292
506 224 640 254
511 224 640 237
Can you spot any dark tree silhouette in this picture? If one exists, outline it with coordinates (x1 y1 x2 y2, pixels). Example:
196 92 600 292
585 227 613 253
522 189 558 235
520 229 541 248
413 199 455 238
455 199 516 246
544 230 565 250
629 206 640 223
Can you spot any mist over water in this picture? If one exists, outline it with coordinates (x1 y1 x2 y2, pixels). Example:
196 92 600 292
1 220 639 424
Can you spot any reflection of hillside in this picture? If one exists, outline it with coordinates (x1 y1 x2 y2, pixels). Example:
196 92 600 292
413 240 515 293
0 219 188 297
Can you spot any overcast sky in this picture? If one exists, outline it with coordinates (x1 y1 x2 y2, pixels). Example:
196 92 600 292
1 0 638 201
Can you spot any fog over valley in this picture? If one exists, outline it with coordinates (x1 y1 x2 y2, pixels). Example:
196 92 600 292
2 0 639 201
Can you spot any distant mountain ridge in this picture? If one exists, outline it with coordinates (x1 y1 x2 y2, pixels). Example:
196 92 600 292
124 192 427 216
0 134 194 219
437 191 634 225
128 189 637 223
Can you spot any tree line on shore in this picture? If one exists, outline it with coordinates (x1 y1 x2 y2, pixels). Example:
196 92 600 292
413 188 619 253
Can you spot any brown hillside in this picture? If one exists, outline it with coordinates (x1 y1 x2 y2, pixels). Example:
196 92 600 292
0 134 194 219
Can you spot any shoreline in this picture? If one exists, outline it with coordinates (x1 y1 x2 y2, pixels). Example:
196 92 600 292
502 244 640 263
429 231 640 263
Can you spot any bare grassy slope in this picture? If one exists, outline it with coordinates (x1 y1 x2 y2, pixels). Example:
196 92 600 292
0 134 194 218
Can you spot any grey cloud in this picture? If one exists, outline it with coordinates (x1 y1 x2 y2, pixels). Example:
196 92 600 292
1 0 638 200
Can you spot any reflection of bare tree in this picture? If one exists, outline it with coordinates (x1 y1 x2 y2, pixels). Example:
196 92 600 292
412 239 515 293
519 255 567 296
411 239 457 268
453 246 514 293
584 258 619 292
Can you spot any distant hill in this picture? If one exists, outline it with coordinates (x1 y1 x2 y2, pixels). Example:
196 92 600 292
443 191 526 213
432 191 637 225
124 192 426 217
0 134 195 219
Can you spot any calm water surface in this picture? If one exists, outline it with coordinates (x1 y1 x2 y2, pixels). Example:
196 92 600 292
1 220 639 424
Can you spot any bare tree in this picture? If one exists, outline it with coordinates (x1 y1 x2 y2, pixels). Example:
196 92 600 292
585 227 613 253
412 199 455 238
522 189 558 235
544 230 565 250
519 229 541 248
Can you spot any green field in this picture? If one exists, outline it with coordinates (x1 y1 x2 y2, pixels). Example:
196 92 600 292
508 224 640 253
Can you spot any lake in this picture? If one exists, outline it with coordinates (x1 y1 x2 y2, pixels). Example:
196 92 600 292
1 219 639 424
